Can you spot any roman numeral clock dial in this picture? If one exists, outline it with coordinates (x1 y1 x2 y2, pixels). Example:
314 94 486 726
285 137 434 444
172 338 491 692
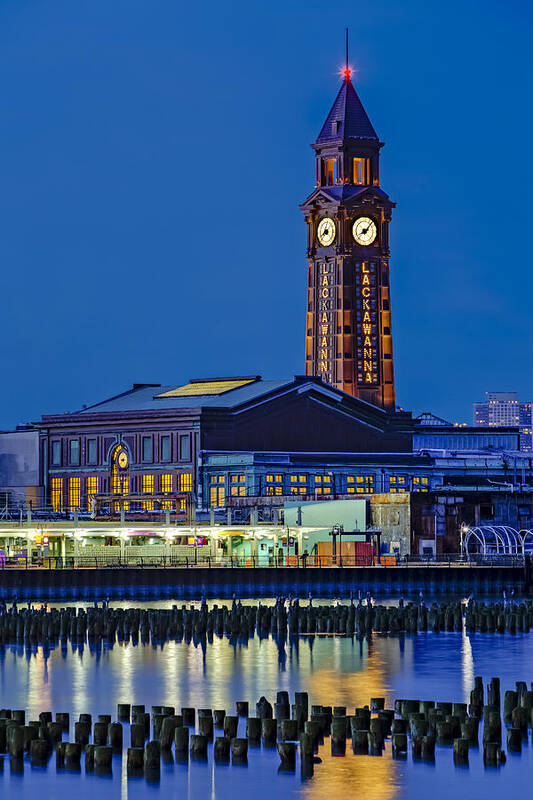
353 216 377 246
317 217 336 247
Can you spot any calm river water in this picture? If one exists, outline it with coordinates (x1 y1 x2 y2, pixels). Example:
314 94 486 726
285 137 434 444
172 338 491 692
0 599 531 800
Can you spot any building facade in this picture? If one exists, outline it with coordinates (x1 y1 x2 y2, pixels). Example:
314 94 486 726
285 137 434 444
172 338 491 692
32 375 413 513
474 392 532 452
301 69 395 409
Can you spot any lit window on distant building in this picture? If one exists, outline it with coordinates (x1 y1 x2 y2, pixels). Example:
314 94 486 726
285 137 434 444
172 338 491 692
161 474 173 493
209 475 225 508
290 475 307 495
179 473 192 491
346 475 374 494
230 474 245 497
68 477 80 511
51 477 63 511
86 476 98 511
142 474 154 510
353 157 370 185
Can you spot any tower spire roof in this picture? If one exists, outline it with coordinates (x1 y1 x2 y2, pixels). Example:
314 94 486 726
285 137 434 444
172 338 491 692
316 77 379 144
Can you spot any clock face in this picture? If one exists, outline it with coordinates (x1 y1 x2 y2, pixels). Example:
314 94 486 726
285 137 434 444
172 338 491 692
117 451 128 469
353 216 377 246
317 217 336 247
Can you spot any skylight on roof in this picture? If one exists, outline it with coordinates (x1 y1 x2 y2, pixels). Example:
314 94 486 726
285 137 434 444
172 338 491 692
155 378 257 398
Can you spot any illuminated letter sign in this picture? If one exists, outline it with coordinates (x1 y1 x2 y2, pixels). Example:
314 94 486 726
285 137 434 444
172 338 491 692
355 261 379 385
314 260 336 384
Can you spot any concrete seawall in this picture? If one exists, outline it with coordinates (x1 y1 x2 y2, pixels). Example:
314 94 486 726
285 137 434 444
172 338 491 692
0 566 527 600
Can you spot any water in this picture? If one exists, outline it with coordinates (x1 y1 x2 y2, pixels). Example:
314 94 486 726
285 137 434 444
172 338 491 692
0 600 531 800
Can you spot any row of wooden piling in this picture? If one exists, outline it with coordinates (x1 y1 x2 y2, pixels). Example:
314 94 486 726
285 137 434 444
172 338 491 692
1 676 531 777
0 599 531 647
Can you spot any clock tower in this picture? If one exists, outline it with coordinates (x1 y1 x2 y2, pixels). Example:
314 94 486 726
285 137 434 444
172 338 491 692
301 65 396 410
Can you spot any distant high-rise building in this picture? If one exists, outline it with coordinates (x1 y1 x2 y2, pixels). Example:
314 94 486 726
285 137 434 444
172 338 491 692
473 392 532 452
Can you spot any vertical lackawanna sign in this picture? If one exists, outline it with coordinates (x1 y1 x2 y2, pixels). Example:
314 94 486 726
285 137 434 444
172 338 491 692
315 259 337 385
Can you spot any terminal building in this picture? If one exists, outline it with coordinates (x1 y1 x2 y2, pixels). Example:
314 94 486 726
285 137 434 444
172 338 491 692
1 65 531 559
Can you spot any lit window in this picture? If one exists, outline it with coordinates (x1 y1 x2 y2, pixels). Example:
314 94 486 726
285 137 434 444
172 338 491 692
266 475 273 483
347 487 355 494
390 476 396 483
275 475 282 482
86 476 98 511
209 480 225 508
353 157 370 185
179 473 192 492
315 476 322 484
421 477 428 485
398 477 405 484
230 486 246 497
356 476 364 484
299 475 307 482
161 474 173 493
290 476 298 483
347 476 354 484
68 477 80 511
326 158 336 185
413 477 420 484
142 474 154 510
51 477 63 511
323 475 331 483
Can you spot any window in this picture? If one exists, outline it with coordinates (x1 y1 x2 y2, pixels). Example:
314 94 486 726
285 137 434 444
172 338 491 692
161 474 173 493
86 476 98 511
142 436 153 462
142 474 154 510
161 436 171 462
69 477 80 511
290 475 307 495
353 157 370 185
346 475 374 494
179 473 192 492
383 299 389 311
69 440 80 466
230 474 246 497
51 477 63 512
266 486 283 496
321 158 337 186
51 441 61 466
161 474 173 509
210 476 225 508
87 439 97 465
179 434 191 461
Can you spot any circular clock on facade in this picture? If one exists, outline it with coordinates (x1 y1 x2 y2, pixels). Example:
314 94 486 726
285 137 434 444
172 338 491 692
317 217 336 247
353 216 377 246
117 451 128 469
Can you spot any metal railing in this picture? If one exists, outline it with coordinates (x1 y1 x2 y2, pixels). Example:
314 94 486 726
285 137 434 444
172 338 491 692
0 553 527 569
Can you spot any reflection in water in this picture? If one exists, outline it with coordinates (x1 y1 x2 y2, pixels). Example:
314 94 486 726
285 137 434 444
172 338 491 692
304 640 399 800
1 625 533 799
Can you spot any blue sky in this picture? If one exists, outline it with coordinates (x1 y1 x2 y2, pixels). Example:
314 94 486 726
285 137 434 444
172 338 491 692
0 0 531 428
